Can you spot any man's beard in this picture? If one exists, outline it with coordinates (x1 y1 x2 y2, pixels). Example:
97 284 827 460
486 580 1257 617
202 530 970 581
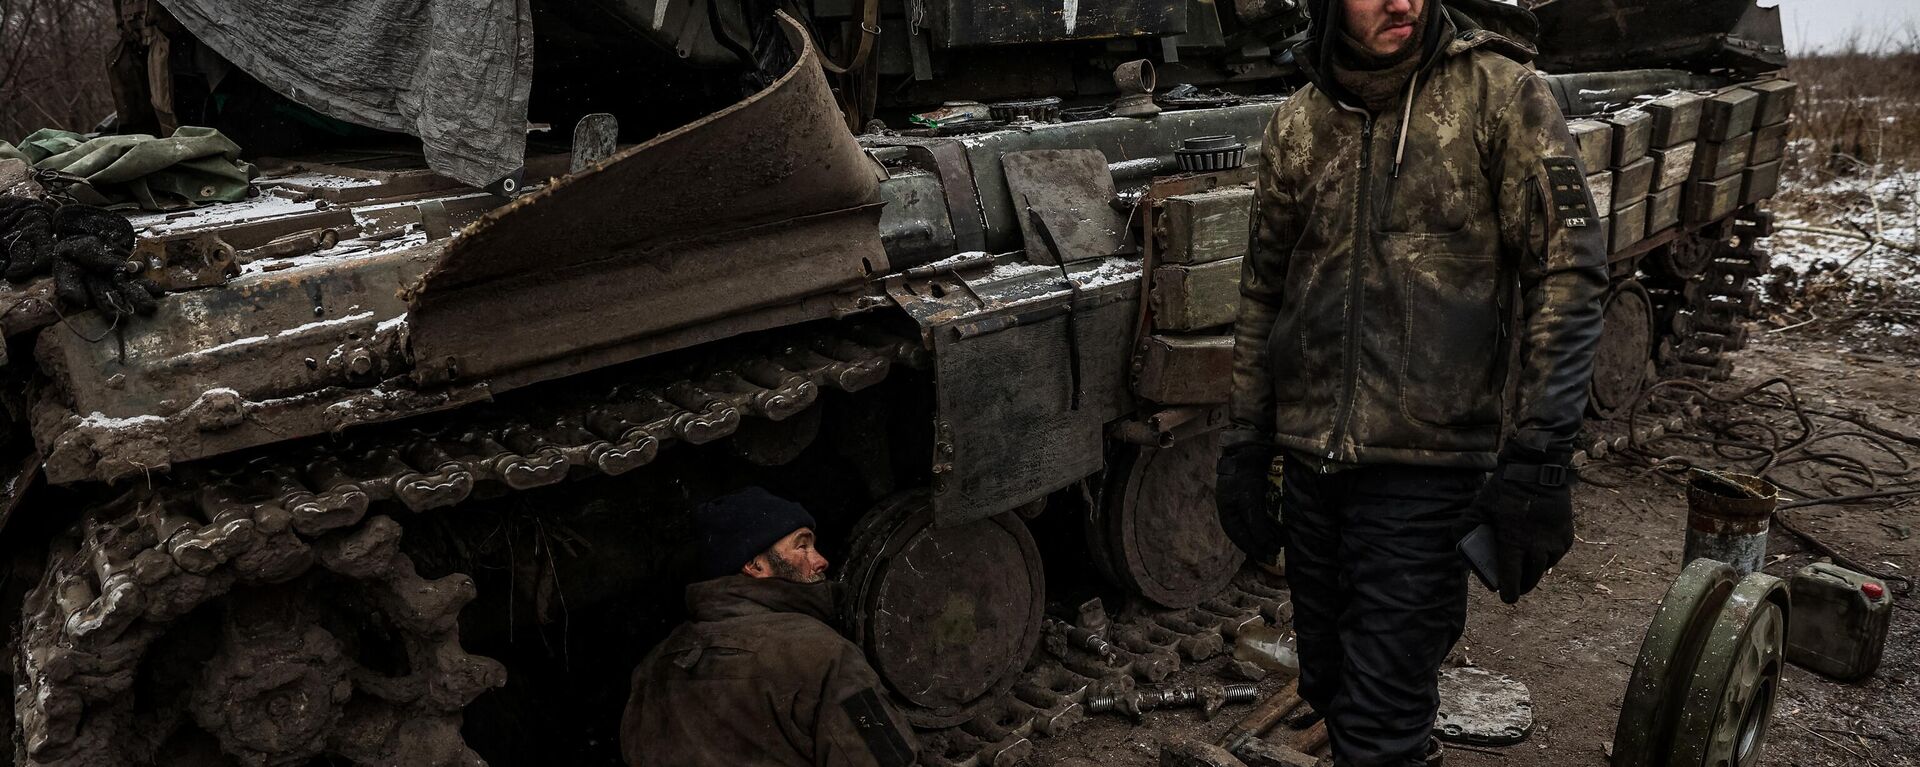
766 553 824 584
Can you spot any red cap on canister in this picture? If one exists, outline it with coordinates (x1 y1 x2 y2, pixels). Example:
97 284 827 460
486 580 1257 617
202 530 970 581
1862 582 1886 600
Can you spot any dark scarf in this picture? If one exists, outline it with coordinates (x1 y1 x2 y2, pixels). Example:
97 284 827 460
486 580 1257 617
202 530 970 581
1329 3 1441 114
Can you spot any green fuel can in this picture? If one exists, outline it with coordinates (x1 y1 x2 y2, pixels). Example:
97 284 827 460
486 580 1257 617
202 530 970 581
1785 562 1893 682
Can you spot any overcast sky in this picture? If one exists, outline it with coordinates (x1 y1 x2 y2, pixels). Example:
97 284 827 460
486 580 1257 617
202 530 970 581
1765 0 1920 54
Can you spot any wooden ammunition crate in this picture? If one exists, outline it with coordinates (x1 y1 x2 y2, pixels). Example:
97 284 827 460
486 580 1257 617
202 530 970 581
1569 120 1613 174
1743 160 1783 206
1702 89 1759 142
1606 109 1653 168
1647 184 1682 235
1135 335 1233 404
1645 92 1703 148
1586 171 1614 216
1152 257 1241 331
1612 156 1656 212
1751 121 1790 165
1694 135 1752 181
1612 199 1648 253
1651 142 1696 190
1688 174 1744 223
1747 79 1798 127
1162 187 1253 265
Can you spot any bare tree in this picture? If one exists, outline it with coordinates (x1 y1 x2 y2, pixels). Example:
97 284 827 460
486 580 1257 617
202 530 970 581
0 0 117 141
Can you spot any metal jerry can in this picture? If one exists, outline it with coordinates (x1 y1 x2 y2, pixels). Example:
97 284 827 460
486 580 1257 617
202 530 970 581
1784 562 1893 681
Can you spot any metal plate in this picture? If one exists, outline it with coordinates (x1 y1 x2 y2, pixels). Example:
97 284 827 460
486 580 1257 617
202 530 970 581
929 290 1136 527
1093 438 1244 608
1435 666 1534 746
408 12 886 387
843 491 1046 727
1612 558 1739 766
1671 573 1788 767
1590 282 1653 419
1003 149 1131 264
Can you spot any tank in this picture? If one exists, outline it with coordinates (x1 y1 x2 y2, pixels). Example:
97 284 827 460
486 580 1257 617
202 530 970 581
0 1 1792 765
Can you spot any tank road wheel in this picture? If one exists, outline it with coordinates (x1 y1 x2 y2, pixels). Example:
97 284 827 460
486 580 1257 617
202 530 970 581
1670 574 1789 767
1612 559 1738 767
14 493 504 767
1612 561 1790 767
1090 438 1245 608
1588 282 1654 420
841 491 1045 727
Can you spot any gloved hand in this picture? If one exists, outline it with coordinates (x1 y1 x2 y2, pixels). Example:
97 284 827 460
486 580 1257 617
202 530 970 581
1215 436 1284 562
49 204 160 318
3 197 160 319
1464 442 1576 604
0 196 57 281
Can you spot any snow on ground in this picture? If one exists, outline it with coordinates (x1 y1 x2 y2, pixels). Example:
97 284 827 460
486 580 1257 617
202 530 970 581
1768 156 1920 279
1763 153 1920 348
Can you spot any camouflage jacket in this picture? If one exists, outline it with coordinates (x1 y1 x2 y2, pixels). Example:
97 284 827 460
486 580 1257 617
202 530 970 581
1226 9 1609 469
620 576 918 766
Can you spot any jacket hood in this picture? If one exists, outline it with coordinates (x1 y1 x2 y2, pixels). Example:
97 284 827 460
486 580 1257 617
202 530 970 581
684 574 838 625
1292 0 1539 106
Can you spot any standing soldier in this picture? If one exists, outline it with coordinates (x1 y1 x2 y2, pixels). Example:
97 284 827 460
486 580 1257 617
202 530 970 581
1215 0 1607 763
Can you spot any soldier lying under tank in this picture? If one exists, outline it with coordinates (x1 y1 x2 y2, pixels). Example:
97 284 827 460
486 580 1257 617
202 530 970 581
621 487 920 766
1215 0 1607 764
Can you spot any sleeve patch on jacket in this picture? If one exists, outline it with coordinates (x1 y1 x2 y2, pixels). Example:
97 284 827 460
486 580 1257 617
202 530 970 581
841 688 914 767
1541 157 1594 228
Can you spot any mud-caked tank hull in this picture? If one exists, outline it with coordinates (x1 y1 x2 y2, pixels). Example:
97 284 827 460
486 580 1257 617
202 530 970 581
0 2 1797 765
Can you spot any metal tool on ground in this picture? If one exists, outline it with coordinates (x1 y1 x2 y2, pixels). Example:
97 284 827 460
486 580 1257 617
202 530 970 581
1612 558 1789 767
1085 682 1259 721
1786 562 1892 681
1683 470 1778 575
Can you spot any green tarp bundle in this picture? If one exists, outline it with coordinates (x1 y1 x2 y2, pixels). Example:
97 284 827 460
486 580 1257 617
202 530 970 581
0 126 257 210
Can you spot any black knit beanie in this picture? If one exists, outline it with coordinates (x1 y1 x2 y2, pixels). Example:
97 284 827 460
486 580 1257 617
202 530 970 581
693 487 818 579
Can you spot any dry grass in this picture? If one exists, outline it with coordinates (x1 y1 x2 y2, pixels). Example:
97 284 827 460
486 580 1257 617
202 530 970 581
1784 50 1920 175
1766 41 1920 352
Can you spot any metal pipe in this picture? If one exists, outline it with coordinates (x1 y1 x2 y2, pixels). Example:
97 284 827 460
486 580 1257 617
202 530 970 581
1684 470 1778 576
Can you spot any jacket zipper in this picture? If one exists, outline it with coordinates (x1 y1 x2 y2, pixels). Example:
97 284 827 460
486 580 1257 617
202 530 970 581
1325 105 1373 465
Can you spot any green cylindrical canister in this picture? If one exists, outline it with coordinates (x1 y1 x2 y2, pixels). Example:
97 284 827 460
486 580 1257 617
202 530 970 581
1784 562 1893 681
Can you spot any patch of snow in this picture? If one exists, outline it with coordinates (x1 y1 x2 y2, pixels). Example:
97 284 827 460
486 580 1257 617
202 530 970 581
78 411 166 430
1072 256 1144 289
188 311 376 357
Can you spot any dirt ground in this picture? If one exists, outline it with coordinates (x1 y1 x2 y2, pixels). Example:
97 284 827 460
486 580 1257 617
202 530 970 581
1028 331 1920 767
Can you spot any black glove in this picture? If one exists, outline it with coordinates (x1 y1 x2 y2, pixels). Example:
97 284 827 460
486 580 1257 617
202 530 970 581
50 204 159 318
1215 436 1284 562
0 196 57 281
1464 442 1575 604
0 198 159 319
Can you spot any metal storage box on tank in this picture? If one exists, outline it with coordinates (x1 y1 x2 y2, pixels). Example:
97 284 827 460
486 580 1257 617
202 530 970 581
1786 562 1893 681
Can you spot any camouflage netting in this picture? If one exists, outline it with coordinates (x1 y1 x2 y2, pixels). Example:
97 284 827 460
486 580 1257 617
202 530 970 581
155 0 534 189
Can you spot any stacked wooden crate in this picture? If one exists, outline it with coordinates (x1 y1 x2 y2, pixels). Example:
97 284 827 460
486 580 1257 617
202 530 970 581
1136 185 1251 404
1566 79 1795 253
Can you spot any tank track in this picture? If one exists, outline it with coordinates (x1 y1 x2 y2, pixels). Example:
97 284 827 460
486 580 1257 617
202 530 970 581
916 573 1293 767
14 321 925 766
1651 210 1776 383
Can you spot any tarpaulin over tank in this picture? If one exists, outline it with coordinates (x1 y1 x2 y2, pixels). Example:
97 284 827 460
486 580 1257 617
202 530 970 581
156 0 533 188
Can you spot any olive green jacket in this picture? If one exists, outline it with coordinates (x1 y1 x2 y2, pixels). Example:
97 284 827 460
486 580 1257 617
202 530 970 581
1227 11 1608 468
620 577 918 766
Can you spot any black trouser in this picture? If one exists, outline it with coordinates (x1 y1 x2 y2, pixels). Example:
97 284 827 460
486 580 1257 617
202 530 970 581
1281 459 1483 767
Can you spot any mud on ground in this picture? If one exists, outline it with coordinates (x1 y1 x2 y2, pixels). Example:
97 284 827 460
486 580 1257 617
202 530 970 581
1029 331 1920 767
